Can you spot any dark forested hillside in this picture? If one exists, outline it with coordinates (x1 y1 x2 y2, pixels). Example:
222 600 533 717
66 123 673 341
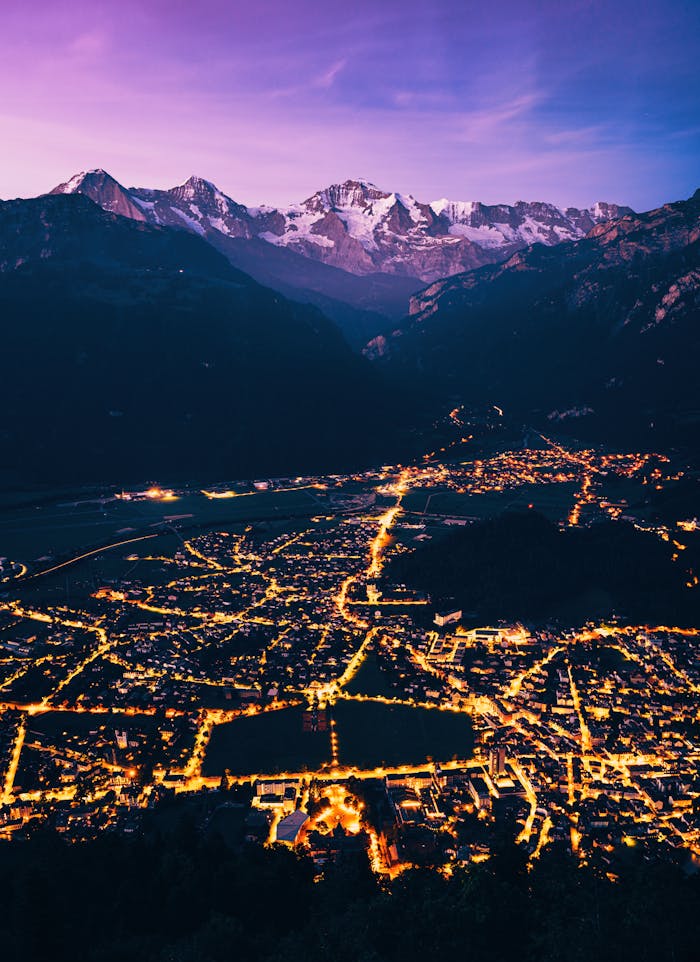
0 195 420 482
380 191 700 450
0 828 698 962
386 511 700 624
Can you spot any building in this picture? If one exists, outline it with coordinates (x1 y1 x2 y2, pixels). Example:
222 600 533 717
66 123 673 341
385 771 438 792
434 609 462 628
275 809 309 845
489 746 507 778
306 824 370 866
469 628 502 644
253 778 300 813
468 775 492 811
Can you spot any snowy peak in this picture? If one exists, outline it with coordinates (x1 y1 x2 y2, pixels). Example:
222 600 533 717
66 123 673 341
48 169 252 237
431 198 478 219
257 180 451 277
427 196 635 254
51 169 114 194
171 175 221 202
589 200 632 221
304 179 389 213
302 180 434 231
184 174 217 191
50 169 148 222
129 176 252 239
44 170 633 284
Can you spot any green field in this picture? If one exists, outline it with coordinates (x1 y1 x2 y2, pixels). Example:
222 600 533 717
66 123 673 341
343 655 398 699
27 710 160 740
0 486 323 565
203 706 332 776
202 700 474 776
333 700 474 769
403 482 578 522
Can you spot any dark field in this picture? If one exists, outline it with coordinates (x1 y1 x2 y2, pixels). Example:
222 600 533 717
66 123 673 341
342 654 398 698
27 709 160 740
332 699 474 769
0 486 324 566
203 700 474 776
402 482 578 522
203 706 332 776
388 510 700 625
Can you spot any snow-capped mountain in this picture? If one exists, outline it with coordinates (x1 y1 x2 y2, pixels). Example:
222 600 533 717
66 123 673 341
51 169 149 223
52 171 253 239
0 191 404 480
373 188 700 447
252 179 493 280
429 198 624 250
255 180 633 281
49 171 632 284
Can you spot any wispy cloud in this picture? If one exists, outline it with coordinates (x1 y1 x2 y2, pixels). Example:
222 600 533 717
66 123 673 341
453 93 543 143
68 30 108 58
544 124 610 146
316 58 347 89
390 89 455 109
0 0 697 211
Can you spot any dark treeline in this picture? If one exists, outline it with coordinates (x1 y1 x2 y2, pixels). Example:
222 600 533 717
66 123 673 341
0 828 699 961
386 511 700 625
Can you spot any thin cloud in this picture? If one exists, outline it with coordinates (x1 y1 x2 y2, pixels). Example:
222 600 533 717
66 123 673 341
454 93 543 143
544 125 610 146
68 30 108 58
0 0 697 211
316 58 348 89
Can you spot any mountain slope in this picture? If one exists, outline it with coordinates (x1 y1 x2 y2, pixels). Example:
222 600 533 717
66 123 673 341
200 232 419 347
48 171 630 328
377 190 700 447
0 194 415 482
257 179 632 282
51 172 422 341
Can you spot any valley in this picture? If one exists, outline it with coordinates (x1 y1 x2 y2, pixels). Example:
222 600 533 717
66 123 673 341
1 424 698 876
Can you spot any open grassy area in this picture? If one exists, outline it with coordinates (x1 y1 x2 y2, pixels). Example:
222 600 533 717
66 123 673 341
203 706 332 776
343 654 398 699
27 710 160 740
203 700 474 776
332 700 474 770
0 487 323 565
402 482 578 522
389 509 698 625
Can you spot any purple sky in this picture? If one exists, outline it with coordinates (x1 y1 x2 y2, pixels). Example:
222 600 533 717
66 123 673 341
2 0 699 209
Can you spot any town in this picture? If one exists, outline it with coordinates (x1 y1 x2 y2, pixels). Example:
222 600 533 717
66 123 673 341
1 430 698 877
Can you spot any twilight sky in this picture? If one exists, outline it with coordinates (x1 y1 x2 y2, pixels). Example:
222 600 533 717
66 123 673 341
1 0 698 210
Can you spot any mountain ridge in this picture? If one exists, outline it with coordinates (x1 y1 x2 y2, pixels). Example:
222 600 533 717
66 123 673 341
376 188 700 449
49 169 632 284
0 192 416 481
50 170 424 340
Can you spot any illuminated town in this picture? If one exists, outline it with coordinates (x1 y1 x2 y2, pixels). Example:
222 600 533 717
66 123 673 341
1 425 698 877
2 0 699 955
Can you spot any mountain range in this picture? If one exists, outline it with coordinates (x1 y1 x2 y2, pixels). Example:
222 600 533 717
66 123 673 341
375 189 700 448
1 173 697 482
0 193 419 482
48 170 632 341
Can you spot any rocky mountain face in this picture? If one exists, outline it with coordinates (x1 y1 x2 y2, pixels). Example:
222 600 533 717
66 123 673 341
0 191 233 277
258 181 632 282
377 190 700 448
51 172 423 340
0 194 416 481
52 171 251 237
51 169 149 222
3 181 697 482
49 170 630 295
